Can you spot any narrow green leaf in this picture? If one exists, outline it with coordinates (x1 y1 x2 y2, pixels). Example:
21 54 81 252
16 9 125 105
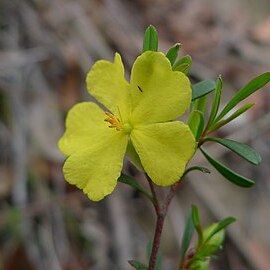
118 174 153 201
173 55 192 71
143 25 158 52
204 217 236 244
188 110 204 141
180 209 195 263
206 76 222 128
192 95 208 113
209 102 255 132
166 43 181 66
128 260 148 270
215 72 270 122
204 137 262 165
200 147 255 187
174 63 191 74
192 205 200 228
192 80 216 101
192 205 203 248
183 166 211 177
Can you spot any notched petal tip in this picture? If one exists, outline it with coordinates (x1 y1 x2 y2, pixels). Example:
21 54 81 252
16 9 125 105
85 52 130 118
130 51 192 124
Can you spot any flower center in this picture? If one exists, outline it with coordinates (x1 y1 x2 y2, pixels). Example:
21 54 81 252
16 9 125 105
123 123 132 134
104 112 132 134
104 112 122 131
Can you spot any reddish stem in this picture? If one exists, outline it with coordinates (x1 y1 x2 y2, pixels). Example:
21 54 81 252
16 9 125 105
148 213 165 270
146 175 180 270
147 176 161 215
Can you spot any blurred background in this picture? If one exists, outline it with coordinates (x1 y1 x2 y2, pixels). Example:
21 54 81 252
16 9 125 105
0 0 270 269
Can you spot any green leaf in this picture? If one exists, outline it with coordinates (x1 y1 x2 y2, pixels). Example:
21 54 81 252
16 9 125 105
192 205 203 247
194 218 235 260
166 43 181 66
143 25 158 52
180 208 195 263
192 80 216 101
183 166 211 177
195 242 223 258
192 95 208 114
204 217 236 244
189 258 209 270
206 76 222 128
188 110 205 141
200 147 255 187
118 174 153 201
209 102 255 132
215 72 270 122
128 260 148 270
173 55 192 72
192 205 200 228
203 137 262 165
174 63 191 74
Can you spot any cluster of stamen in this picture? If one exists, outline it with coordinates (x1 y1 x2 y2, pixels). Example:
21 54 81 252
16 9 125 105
104 112 122 131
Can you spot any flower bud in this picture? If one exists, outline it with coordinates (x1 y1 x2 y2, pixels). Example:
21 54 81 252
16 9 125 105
190 259 209 270
202 223 225 255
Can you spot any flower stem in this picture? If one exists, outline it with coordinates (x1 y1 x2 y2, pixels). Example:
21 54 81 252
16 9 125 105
146 174 181 270
147 175 160 215
148 213 165 270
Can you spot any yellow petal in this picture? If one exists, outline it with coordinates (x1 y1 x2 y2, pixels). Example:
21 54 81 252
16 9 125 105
130 51 191 125
63 131 128 201
58 102 119 156
131 122 196 186
86 53 131 122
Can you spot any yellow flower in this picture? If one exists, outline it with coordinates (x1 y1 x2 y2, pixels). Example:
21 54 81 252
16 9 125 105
58 51 196 201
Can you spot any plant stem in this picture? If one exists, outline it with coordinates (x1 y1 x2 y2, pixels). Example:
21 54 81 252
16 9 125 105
162 183 179 214
147 175 160 215
146 174 181 270
149 213 165 270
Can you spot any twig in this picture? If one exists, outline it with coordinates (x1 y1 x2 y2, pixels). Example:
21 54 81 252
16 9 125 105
146 174 161 215
148 214 165 270
146 174 182 270
162 183 180 215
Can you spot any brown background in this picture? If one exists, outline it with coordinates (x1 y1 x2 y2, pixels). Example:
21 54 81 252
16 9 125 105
0 0 270 269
